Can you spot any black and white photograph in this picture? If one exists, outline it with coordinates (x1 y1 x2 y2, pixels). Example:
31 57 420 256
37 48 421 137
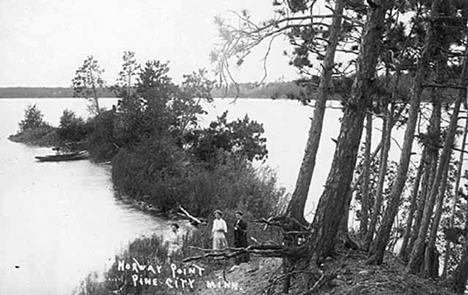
1 0 468 294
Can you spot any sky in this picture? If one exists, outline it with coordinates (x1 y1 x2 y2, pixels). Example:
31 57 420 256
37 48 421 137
0 0 299 87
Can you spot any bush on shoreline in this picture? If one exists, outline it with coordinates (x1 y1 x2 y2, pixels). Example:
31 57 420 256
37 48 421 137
10 106 92 151
18 104 49 131
112 138 283 218
57 109 92 142
9 125 59 147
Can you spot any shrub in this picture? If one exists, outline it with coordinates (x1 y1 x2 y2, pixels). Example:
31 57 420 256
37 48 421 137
57 109 91 142
86 110 119 162
18 104 48 131
112 136 194 211
112 138 283 219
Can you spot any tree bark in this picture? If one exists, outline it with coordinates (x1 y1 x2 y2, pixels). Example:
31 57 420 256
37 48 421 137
364 102 392 250
406 101 442 273
340 139 383 236
285 0 344 224
399 148 425 260
368 0 441 265
282 1 345 292
423 50 467 278
408 43 468 275
339 187 353 235
89 70 101 115
442 115 468 277
359 112 373 236
423 162 449 278
406 103 441 261
310 0 390 264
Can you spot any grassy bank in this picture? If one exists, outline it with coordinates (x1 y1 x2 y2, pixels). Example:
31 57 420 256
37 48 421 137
73 214 283 295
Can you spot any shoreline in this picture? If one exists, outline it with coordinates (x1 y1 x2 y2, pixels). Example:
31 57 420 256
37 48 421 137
8 129 192 225
8 126 60 147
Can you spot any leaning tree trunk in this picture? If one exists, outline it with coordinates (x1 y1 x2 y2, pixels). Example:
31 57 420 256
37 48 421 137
423 160 449 278
364 101 392 250
442 115 468 277
368 0 441 265
406 102 441 261
359 112 373 236
408 44 468 275
399 148 425 260
424 118 459 279
424 52 467 278
309 0 390 264
340 139 383 236
285 0 344 224
282 1 345 292
406 100 442 273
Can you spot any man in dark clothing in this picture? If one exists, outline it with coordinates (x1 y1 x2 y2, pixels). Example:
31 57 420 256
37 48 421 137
234 210 250 264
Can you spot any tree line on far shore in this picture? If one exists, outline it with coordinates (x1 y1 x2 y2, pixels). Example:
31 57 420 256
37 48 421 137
0 81 305 99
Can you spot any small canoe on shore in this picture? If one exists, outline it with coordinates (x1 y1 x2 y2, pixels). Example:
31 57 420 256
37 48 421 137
35 151 89 162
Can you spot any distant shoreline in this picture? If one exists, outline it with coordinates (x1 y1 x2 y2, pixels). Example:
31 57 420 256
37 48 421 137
0 82 306 99
0 87 115 98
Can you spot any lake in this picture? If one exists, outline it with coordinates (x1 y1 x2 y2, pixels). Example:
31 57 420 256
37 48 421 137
0 97 386 294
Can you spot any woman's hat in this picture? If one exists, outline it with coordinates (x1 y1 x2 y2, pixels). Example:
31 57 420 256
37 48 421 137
214 210 223 216
235 210 243 216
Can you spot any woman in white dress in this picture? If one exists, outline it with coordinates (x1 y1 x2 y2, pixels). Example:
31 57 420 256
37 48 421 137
212 210 228 250
167 223 183 262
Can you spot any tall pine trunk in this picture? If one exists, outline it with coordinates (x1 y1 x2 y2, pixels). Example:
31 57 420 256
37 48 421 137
442 115 468 277
359 112 373 236
309 0 390 264
341 139 384 236
281 1 345 292
399 149 425 260
424 123 457 278
423 48 467 278
406 102 441 261
364 101 392 250
368 0 441 265
408 44 468 275
406 101 442 273
285 0 344 224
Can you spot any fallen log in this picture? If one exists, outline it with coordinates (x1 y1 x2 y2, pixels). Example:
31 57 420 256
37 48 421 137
177 205 208 226
182 244 308 263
